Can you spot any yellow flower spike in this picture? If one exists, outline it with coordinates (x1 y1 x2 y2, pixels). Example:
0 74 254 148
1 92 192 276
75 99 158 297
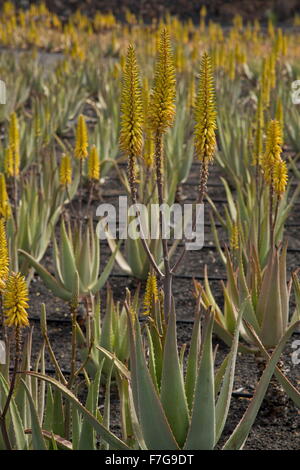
0 219 9 291
149 28 176 134
187 74 196 109
194 52 217 163
4 146 14 176
268 53 276 90
143 272 159 316
228 50 236 81
141 78 154 168
268 18 275 40
8 112 20 177
0 173 11 220
119 44 143 158
273 159 288 197
261 59 271 109
4 272 29 328
141 77 150 121
59 154 72 185
275 98 284 135
75 114 89 160
88 145 100 181
262 119 283 185
252 92 264 166
143 135 155 168
230 222 239 251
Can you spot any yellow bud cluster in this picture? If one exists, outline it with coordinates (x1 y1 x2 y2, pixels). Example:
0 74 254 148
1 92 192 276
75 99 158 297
4 272 29 328
8 112 20 177
0 219 9 291
149 28 176 134
119 44 143 158
143 272 159 316
60 154 72 185
0 173 11 219
261 119 282 185
273 159 288 196
252 92 264 166
230 222 239 251
88 145 100 180
4 146 14 176
194 52 217 163
75 114 89 160
261 119 288 197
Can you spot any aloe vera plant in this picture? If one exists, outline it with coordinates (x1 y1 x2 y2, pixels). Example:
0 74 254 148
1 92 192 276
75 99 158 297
7 154 79 280
208 176 300 267
97 292 300 449
76 285 138 378
19 219 117 301
0 301 129 450
199 244 300 351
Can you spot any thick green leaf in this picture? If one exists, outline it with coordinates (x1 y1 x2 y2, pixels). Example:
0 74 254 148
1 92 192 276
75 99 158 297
244 321 300 408
185 309 201 411
215 301 244 443
18 249 71 300
25 372 129 450
0 374 27 450
21 380 47 450
223 321 300 450
91 241 121 293
128 316 179 450
160 304 190 447
184 312 215 450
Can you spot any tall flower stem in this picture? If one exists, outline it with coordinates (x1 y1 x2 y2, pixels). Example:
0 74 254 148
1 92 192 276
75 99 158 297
13 177 18 232
269 182 274 249
128 152 163 277
171 156 209 274
78 159 83 222
0 326 21 450
154 131 172 319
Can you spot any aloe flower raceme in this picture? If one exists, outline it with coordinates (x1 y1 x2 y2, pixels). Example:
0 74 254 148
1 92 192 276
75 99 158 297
8 112 20 177
149 28 176 135
87 145 100 181
143 271 159 316
261 119 283 186
252 91 264 167
75 114 89 160
273 158 288 197
4 146 14 177
59 154 72 185
0 271 29 450
0 173 11 220
120 44 143 202
3 272 29 328
19 219 117 301
194 52 217 165
120 44 143 160
0 219 9 291
194 52 217 203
